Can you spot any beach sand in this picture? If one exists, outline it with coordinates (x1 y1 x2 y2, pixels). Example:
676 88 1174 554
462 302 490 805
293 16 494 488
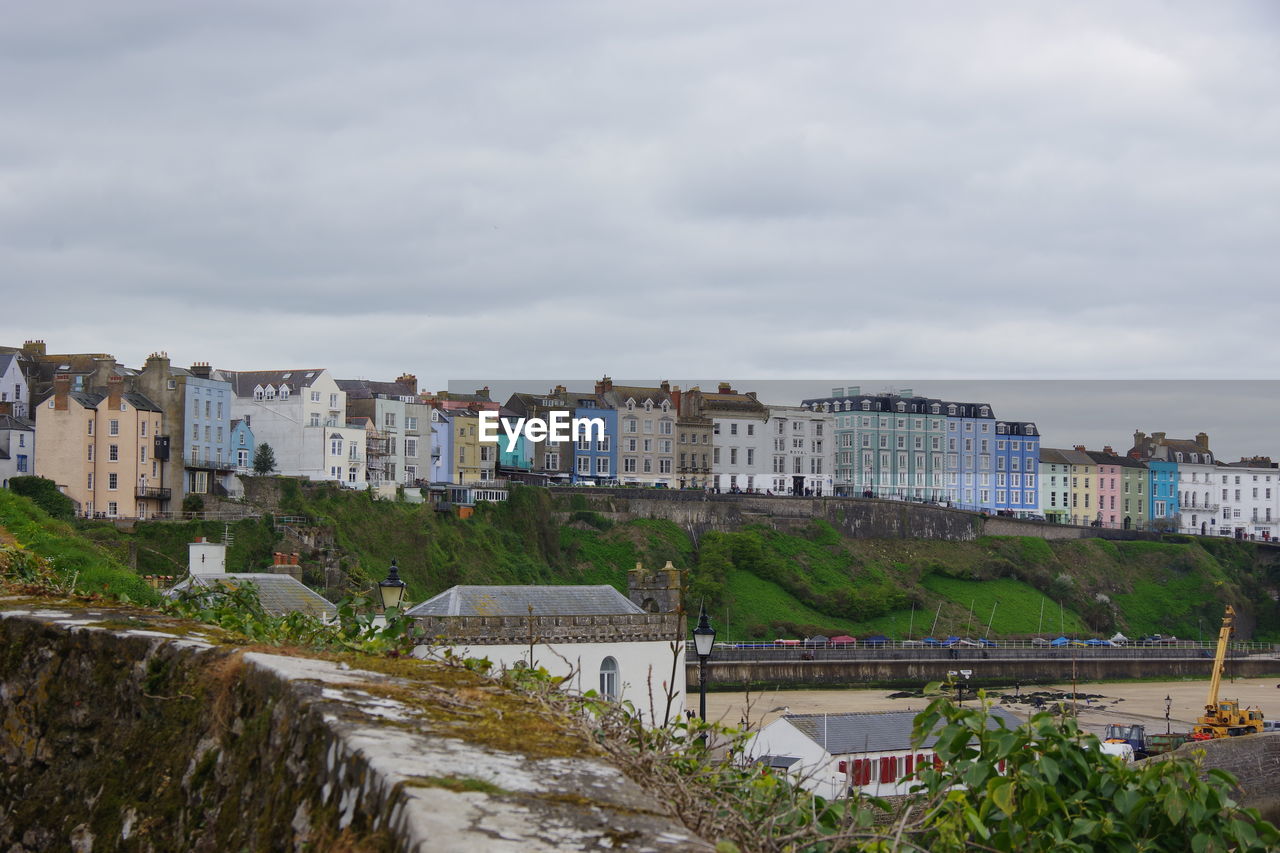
690 676 1280 737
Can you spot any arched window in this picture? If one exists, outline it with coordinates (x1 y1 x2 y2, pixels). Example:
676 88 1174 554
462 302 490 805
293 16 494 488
599 657 619 700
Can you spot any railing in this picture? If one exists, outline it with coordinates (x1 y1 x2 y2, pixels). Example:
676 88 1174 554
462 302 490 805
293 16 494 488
185 455 234 471
135 486 172 500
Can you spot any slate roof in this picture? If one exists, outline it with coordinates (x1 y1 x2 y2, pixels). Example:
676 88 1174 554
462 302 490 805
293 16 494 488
1042 448 1095 467
406 585 645 617
783 707 1023 755
222 369 326 396
0 352 17 375
0 414 33 431
336 378 417 399
168 573 337 619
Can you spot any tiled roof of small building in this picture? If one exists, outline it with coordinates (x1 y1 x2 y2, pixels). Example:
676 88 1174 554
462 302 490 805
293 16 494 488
406 585 645 617
170 573 337 619
784 707 1022 755
223 370 326 396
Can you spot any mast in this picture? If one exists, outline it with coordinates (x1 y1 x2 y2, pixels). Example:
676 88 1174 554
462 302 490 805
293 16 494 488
1204 606 1235 719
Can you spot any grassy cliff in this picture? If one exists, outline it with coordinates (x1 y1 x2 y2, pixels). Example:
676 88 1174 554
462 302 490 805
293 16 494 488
18 480 1279 642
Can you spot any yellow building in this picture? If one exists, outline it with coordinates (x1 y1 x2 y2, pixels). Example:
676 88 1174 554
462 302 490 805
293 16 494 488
1061 446 1097 526
450 410 495 484
35 374 169 518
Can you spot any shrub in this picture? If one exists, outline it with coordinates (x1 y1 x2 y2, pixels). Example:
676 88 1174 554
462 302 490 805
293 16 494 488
7 476 74 520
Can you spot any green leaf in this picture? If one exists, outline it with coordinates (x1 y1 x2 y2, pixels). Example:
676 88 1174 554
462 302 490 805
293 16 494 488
1164 790 1187 825
1039 755 1060 786
988 777 1015 815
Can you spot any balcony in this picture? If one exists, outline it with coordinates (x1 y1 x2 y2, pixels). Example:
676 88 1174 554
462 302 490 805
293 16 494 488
136 486 172 501
1183 502 1220 513
367 432 392 456
185 454 235 471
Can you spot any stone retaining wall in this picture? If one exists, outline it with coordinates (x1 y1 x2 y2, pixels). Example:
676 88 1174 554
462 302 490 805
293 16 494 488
0 602 709 852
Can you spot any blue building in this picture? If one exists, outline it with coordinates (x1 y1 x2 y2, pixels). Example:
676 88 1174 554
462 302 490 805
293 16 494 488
943 401 996 510
229 418 255 471
1148 460 1179 527
992 421 1041 515
571 399 617 484
430 408 454 484
497 411 533 474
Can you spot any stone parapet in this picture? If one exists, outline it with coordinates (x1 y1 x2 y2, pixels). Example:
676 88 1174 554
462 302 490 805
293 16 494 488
0 602 708 852
414 612 684 645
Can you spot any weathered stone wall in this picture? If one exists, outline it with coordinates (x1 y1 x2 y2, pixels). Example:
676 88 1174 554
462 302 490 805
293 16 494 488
1152 732 1280 822
413 612 683 645
0 603 709 852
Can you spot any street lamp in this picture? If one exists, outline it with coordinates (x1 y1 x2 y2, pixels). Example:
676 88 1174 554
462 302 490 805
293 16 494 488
693 601 717 722
1165 694 1173 735
377 558 407 612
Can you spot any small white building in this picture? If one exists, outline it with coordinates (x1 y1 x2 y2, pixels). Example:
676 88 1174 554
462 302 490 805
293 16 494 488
167 538 338 620
766 405 834 496
406 563 687 726
747 707 1022 800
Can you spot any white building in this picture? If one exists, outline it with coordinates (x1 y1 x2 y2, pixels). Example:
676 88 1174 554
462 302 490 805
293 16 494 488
767 406 834 496
406 564 686 726
0 351 30 418
168 538 338 620
712 412 770 492
1194 460 1280 541
223 368 366 488
747 708 1022 800
0 412 35 488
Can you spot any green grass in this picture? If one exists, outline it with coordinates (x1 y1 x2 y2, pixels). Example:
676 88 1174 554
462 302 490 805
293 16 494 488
0 489 160 604
919 576 1089 637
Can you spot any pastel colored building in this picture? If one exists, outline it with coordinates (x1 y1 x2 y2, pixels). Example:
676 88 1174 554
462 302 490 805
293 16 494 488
1037 448 1072 524
134 353 235 499
35 374 168 518
596 378 676 488
0 351 30 419
993 421 1040 514
1147 460 1179 528
229 418 255 472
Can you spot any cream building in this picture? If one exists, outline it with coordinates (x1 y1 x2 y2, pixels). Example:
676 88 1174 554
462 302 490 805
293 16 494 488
35 374 168 518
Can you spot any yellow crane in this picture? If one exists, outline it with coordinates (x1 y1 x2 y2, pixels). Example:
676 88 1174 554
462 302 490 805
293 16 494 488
1192 605 1265 739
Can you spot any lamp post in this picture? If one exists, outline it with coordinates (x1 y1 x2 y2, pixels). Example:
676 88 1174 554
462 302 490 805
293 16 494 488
377 558 407 612
693 601 717 722
1165 694 1173 735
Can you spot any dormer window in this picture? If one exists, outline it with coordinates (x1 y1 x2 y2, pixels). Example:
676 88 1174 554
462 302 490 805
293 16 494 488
253 385 265 401
931 404 940 414
626 399 636 411
947 404 957 416
896 402 905 412
1175 452 1184 462
861 401 870 411
264 384 276 400
980 406 990 417
644 399 653 412
661 401 669 412
279 384 290 400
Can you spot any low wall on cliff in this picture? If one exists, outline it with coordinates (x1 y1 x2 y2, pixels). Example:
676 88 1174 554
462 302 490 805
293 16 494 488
1153 732 1280 822
0 602 708 852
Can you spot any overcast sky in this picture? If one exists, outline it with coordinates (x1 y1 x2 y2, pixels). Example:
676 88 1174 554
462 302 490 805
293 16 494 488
4 3 1278 445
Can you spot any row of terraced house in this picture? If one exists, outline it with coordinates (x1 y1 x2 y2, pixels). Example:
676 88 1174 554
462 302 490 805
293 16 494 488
1 341 1277 539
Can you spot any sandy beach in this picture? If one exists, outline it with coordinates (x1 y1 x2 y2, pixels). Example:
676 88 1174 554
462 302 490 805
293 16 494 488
689 676 1280 737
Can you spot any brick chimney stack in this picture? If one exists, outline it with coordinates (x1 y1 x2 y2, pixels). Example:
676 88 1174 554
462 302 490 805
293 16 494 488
107 375 123 410
1103 445 1114 455
594 376 613 394
396 373 418 395
1073 444 1087 452
22 340 46 356
1195 432 1210 450
659 380 670 393
717 382 732 393
53 374 70 410
189 361 212 379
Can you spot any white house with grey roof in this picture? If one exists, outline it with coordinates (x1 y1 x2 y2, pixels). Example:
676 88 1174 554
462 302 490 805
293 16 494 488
222 368 366 488
407 564 687 726
747 707 1022 800
166 538 337 620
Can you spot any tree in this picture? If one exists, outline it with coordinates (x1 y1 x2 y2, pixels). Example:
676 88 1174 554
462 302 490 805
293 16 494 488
252 443 276 475
7 476 75 520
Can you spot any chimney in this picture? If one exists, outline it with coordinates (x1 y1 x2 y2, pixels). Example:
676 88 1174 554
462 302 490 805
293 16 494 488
595 375 613 394
1073 444 1087 452
717 382 732 394
145 351 170 372
273 552 282 566
1195 432 1210 450
745 391 758 401
1152 432 1166 443
669 387 681 412
22 340 46 356
396 373 418 395
659 380 670 393
107 375 123 410
53 374 70 411
553 384 566 395
1103 446 1114 456
0 402 11 416
188 361 212 379
476 386 491 400
291 553 300 566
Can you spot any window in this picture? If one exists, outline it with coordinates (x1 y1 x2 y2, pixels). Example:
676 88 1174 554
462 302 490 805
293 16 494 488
544 452 559 469
659 459 672 474
87 472 94 491
597 436 611 452
660 420 673 435
107 501 118 517
108 473 118 490
109 444 119 461
109 419 119 436
405 438 418 457
329 393 338 409
596 457 610 475
405 416 418 431
309 413 320 427
385 412 396 428
577 457 590 474
730 423 738 436
623 457 637 473
87 444 94 462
